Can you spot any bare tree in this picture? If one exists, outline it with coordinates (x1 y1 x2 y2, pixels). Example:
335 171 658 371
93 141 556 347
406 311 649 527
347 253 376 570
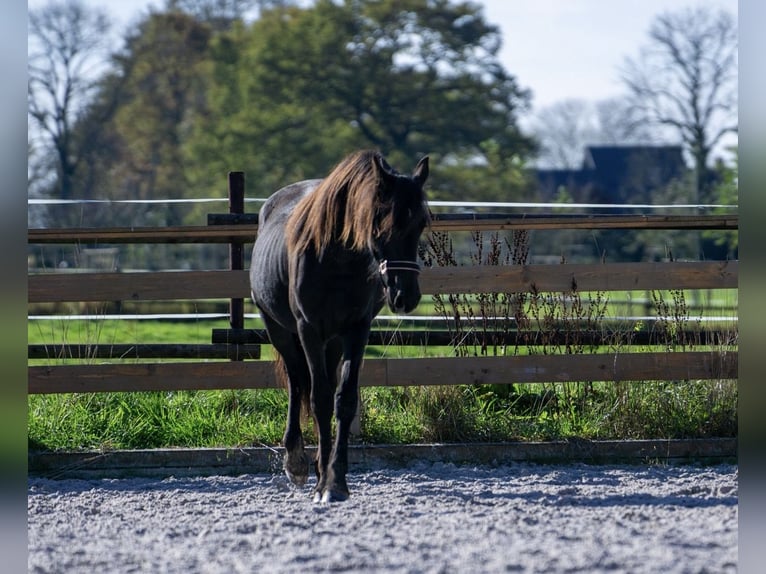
28 0 110 200
529 99 599 169
593 97 658 145
530 97 659 169
621 6 738 202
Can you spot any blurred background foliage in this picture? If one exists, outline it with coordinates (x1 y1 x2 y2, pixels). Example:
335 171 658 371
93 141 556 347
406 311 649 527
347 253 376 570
28 0 737 269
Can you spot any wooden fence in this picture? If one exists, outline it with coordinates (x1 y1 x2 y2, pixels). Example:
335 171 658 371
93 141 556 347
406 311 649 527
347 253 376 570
28 173 739 394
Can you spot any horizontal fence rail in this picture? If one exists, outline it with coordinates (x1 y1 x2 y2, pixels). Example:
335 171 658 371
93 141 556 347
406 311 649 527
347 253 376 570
27 213 739 244
211 328 737 348
29 270 249 303
28 343 261 361
28 351 738 395
28 261 738 303
30 328 736 363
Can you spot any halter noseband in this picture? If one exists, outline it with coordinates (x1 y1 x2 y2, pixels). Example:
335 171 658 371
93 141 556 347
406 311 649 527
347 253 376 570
378 259 421 278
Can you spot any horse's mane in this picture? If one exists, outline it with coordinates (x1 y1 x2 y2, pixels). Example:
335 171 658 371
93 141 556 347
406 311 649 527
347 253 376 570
286 150 388 256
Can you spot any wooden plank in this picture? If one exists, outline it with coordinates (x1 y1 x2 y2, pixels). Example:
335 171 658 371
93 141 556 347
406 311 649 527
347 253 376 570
211 328 737 348
28 361 279 394
379 351 738 386
28 344 261 360
419 260 738 293
428 213 739 232
28 270 252 302
28 351 737 394
28 261 738 303
27 225 257 244
27 214 738 245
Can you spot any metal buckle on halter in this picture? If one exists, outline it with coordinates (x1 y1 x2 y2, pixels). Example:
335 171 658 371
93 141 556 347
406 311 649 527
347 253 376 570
378 259 421 277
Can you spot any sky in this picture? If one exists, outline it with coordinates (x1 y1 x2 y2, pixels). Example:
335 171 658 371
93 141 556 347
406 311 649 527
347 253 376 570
484 0 738 109
29 0 739 112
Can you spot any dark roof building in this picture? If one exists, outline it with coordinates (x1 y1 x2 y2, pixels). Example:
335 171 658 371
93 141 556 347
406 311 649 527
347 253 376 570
536 145 688 205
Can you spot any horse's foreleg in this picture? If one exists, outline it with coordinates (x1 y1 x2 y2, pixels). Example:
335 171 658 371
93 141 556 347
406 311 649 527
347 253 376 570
307 378 333 503
296 320 335 502
322 327 368 503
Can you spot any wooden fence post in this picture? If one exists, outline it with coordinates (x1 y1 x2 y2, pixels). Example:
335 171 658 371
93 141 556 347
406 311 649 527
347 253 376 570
228 172 246 348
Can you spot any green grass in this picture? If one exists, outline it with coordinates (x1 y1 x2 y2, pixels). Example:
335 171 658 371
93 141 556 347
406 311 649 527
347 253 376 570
359 379 737 444
28 390 288 451
28 378 738 452
28 317 224 346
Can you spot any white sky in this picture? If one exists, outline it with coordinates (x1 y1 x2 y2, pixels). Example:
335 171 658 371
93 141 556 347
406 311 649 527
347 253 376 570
29 0 739 112
487 0 738 109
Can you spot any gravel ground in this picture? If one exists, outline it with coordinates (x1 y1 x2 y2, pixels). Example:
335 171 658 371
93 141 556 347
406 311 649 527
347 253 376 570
28 462 737 573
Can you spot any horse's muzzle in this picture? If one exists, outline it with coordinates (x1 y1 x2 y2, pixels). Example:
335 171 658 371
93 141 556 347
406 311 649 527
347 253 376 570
379 260 422 314
386 288 420 314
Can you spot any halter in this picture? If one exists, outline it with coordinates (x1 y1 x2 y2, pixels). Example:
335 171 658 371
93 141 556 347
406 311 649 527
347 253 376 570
378 259 421 279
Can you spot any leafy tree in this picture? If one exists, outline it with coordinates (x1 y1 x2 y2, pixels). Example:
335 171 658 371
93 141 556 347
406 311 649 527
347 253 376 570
183 5 361 199
45 10 218 268
621 6 738 203
165 0 257 30
335 0 533 166
40 0 537 238
703 146 738 258
435 140 536 204
185 0 535 200
109 11 213 224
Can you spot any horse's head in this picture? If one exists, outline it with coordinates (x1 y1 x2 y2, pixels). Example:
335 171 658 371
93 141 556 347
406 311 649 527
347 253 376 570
371 154 430 314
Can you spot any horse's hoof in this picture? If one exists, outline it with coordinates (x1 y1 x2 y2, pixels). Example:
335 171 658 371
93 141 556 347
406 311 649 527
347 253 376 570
283 455 309 486
285 469 308 487
320 488 349 503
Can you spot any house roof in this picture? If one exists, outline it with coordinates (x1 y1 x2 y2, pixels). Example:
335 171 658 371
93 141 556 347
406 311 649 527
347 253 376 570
535 145 688 203
583 145 685 171
584 145 686 193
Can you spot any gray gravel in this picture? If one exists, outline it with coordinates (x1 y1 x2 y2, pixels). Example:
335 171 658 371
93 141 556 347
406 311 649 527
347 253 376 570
28 462 737 573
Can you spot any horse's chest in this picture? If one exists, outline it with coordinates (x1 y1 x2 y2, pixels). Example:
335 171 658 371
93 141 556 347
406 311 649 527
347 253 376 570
325 271 379 310
294 269 381 327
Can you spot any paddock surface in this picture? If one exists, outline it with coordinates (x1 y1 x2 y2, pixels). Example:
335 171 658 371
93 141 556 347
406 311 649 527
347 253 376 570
28 462 737 573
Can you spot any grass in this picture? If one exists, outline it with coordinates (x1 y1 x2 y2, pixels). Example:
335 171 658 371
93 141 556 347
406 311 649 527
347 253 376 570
28 389 288 451
27 377 738 452
28 316 222 347
359 379 737 444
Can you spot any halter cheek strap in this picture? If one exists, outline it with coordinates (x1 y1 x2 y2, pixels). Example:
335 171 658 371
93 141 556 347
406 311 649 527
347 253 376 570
378 259 421 277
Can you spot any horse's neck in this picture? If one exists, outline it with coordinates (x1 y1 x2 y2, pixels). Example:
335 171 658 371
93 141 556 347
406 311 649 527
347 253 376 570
323 244 374 266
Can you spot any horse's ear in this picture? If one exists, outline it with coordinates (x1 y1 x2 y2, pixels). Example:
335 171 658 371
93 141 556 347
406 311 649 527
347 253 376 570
374 154 398 186
413 156 429 186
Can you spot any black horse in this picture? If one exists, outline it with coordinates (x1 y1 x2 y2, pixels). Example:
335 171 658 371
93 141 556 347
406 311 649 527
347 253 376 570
250 150 430 502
